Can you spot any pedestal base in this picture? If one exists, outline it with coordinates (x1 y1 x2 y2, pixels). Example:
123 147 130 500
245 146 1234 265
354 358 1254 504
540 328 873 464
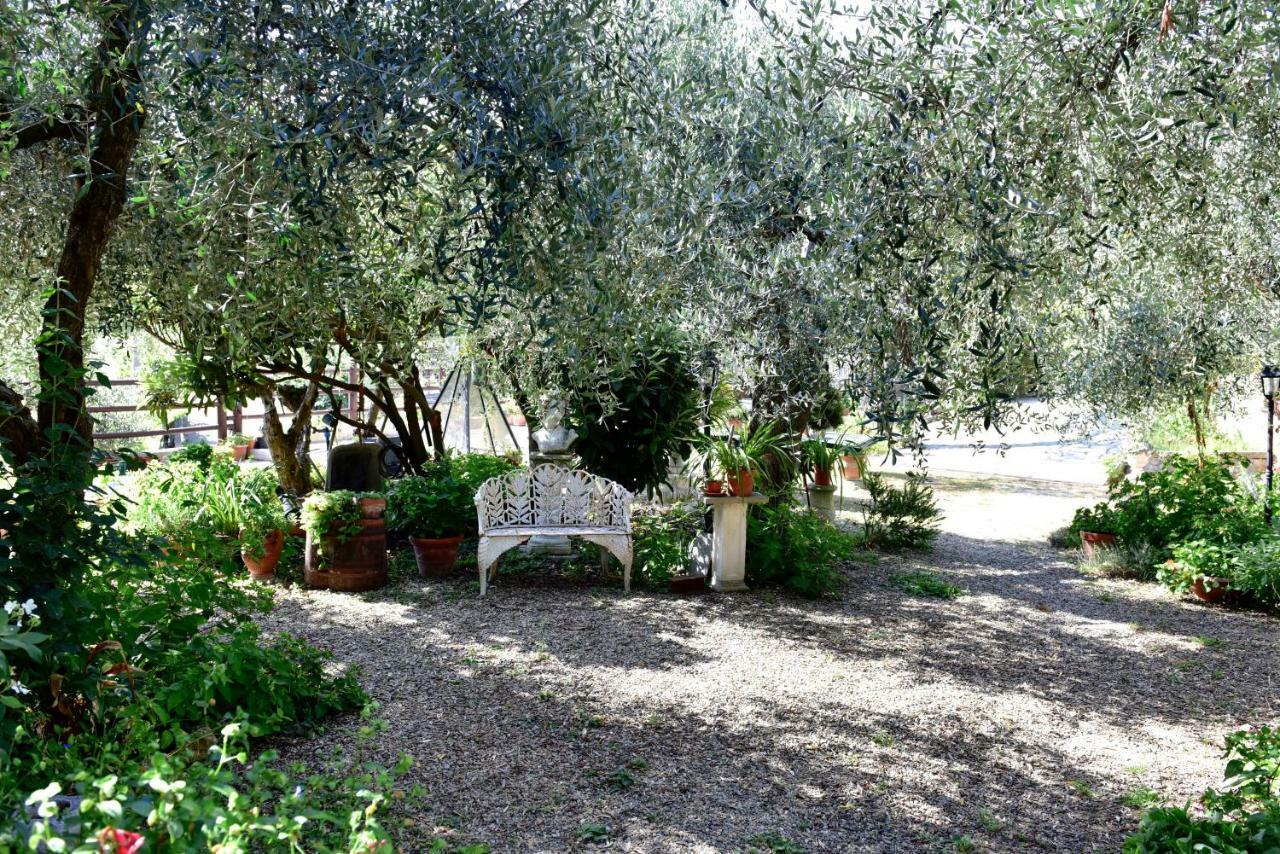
808 484 836 521
525 450 576 556
703 493 769 593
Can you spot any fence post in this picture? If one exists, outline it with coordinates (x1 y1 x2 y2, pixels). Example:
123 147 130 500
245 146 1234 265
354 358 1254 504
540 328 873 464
232 405 243 436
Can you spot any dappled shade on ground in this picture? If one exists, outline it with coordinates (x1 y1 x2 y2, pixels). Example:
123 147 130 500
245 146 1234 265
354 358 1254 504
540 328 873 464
260 474 1280 852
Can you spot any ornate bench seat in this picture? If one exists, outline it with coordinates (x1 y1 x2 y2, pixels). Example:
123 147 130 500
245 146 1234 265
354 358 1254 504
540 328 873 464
474 464 634 596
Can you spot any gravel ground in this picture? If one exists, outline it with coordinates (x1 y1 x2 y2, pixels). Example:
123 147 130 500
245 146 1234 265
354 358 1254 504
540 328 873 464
261 473 1280 852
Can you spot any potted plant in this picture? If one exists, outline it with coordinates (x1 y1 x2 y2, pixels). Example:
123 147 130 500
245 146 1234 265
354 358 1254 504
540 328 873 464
385 474 472 577
222 433 254 462
300 491 363 546
239 496 287 580
1074 505 1120 558
300 490 387 590
689 421 792 497
357 492 386 519
800 438 841 488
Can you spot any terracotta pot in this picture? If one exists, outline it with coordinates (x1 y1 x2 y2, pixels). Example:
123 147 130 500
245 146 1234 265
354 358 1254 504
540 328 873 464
411 535 464 578
305 518 388 592
704 479 725 496
1080 531 1118 559
243 529 284 580
358 496 386 519
230 443 251 462
1192 576 1231 605
840 454 863 481
726 468 754 497
813 468 833 487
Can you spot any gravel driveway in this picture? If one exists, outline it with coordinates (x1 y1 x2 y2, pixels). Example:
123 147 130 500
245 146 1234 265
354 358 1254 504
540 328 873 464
262 473 1280 852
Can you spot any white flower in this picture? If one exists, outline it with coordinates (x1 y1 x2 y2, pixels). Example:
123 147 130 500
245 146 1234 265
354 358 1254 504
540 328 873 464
20 599 35 616
11 681 30 695
2 601 16 615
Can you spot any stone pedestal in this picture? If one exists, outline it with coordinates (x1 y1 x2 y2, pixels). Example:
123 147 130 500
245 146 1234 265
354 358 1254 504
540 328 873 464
525 450 575 557
808 484 836 520
703 493 769 592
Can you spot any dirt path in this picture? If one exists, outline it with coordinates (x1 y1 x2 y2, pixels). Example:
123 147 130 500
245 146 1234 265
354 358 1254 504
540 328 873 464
263 474 1280 852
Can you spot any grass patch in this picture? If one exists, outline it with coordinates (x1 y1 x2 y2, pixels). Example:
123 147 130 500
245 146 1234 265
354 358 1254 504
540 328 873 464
888 571 965 599
1123 786 1160 809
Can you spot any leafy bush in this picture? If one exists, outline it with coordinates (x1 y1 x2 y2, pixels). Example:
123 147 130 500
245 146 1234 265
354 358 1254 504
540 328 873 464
385 474 472 539
449 451 520 497
9 721 401 852
571 326 703 496
631 501 703 588
1070 455 1267 561
746 505 864 597
1232 539 1280 607
1165 537 1280 608
1079 542 1158 581
167 441 213 470
1126 727 1280 852
861 473 941 550
300 490 363 543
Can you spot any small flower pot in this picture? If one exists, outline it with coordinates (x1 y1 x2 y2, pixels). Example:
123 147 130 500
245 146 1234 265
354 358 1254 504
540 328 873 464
726 468 754 497
813 468 833 487
411 534 464 578
230 443 252 462
703 479 725 497
840 454 863 481
358 496 386 519
1080 531 1118 559
243 529 284 580
1192 576 1232 605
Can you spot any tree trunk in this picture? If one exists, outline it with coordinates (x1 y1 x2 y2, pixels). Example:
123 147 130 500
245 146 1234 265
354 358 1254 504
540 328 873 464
34 3 149 464
261 382 319 497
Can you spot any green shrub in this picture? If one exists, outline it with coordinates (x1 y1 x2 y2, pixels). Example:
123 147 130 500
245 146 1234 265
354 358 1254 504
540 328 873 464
300 490 363 543
1126 727 1280 852
861 473 941 550
571 325 703 496
746 505 864 597
1231 538 1280 608
167 441 213 470
385 474 472 539
631 501 703 588
1080 542 1158 581
1070 455 1267 562
449 451 520 496
9 721 401 852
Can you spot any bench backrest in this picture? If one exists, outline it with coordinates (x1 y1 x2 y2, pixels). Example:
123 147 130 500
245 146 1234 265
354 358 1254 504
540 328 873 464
475 464 633 532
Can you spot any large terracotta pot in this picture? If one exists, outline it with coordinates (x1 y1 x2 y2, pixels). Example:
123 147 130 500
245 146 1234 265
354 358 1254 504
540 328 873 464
1080 531 1118 559
840 454 863 481
305 518 388 591
411 535 464 578
242 529 284 580
1192 576 1231 605
726 468 754 497
230 443 251 462
358 496 386 519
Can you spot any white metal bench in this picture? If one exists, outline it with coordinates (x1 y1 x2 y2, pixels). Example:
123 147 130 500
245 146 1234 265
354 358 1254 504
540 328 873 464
474 464 634 596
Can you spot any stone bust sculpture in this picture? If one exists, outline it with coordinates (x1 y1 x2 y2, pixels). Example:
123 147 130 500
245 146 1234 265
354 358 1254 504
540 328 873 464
532 395 577 453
